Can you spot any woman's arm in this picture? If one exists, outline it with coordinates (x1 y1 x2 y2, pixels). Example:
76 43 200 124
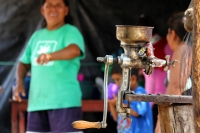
50 44 81 60
14 62 31 101
37 44 81 65
165 48 182 95
154 114 161 133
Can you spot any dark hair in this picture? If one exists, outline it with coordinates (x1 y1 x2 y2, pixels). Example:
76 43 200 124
41 0 73 28
137 14 157 34
167 12 187 41
110 64 139 80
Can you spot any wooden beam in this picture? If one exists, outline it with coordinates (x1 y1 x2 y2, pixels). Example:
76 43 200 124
193 0 200 132
125 94 192 103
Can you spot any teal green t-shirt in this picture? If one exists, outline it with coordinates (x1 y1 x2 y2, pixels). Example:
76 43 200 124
20 24 85 112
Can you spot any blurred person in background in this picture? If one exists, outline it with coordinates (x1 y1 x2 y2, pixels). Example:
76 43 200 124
137 14 173 130
155 12 188 133
108 64 153 133
13 0 85 132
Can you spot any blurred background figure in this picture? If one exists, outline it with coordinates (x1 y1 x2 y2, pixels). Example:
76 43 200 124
13 0 85 132
108 64 153 133
137 14 173 130
155 11 189 133
165 12 190 95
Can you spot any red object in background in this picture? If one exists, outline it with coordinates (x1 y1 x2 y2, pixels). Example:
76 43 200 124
152 34 167 59
151 34 168 71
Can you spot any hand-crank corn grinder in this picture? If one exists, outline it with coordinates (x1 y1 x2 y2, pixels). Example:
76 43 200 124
72 25 179 129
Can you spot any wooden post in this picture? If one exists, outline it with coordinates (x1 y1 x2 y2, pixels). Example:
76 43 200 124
193 0 200 132
158 104 195 133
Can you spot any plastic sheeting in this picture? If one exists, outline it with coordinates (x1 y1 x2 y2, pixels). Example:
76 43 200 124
0 1 42 132
0 0 190 132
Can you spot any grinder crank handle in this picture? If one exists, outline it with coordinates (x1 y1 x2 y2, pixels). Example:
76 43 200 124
72 121 101 129
96 55 114 128
72 55 114 129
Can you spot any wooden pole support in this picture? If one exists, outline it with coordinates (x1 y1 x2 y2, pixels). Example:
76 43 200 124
193 0 200 132
158 104 195 133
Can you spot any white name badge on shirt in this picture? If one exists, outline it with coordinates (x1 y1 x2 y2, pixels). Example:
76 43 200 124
32 40 57 66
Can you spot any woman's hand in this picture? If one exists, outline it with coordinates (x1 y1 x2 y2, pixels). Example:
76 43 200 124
36 53 52 65
13 83 25 102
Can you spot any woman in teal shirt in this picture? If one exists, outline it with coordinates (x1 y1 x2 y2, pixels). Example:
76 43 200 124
14 0 85 132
